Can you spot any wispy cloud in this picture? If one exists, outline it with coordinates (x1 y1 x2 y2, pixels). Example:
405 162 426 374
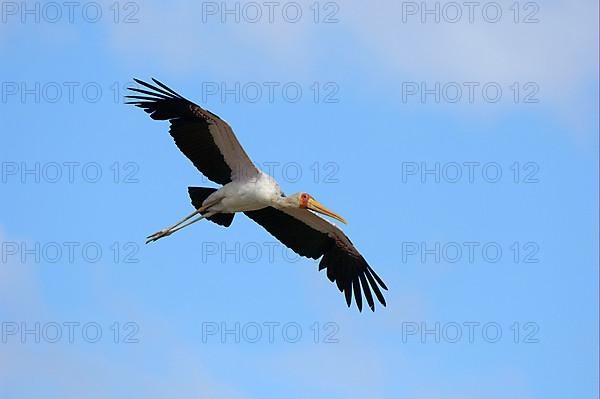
0 227 248 398
108 0 598 134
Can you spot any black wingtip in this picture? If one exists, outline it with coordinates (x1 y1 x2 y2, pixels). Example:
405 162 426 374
359 273 375 311
344 288 352 308
353 278 363 312
152 78 184 98
368 265 388 291
133 77 145 86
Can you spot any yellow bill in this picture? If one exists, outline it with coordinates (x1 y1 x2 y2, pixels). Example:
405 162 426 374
307 198 348 224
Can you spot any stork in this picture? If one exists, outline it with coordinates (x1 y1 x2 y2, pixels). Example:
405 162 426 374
126 79 388 311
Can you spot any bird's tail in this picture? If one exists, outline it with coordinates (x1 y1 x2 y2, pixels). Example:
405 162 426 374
188 187 235 227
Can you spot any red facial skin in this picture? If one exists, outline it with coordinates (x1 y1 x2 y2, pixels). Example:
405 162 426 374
299 193 310 208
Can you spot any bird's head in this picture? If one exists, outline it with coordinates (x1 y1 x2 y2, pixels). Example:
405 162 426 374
285 192 347 224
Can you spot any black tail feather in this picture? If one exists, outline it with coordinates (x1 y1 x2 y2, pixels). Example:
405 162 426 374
188 187 234 227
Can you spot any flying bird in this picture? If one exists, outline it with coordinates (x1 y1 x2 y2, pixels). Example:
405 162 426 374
126 78 387 311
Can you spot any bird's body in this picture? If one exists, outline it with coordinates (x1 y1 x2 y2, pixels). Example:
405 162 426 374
127 78 388 311
205 172 282 213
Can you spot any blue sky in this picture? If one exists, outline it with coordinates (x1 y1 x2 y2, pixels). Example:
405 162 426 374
0 0 598 398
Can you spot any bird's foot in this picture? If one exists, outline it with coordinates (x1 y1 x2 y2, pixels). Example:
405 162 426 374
145 228 172 244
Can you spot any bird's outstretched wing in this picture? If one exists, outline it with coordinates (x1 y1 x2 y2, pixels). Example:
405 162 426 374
126 78 260 184
244 207 388 311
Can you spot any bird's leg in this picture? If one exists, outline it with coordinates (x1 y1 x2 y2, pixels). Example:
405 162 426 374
157 211 216 240
146 212 214 244
145 201 218 244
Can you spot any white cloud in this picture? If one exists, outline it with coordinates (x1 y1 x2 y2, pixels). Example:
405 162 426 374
106 0 597 137
108 0 317 79
108 1 597 82
341 0 598 128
